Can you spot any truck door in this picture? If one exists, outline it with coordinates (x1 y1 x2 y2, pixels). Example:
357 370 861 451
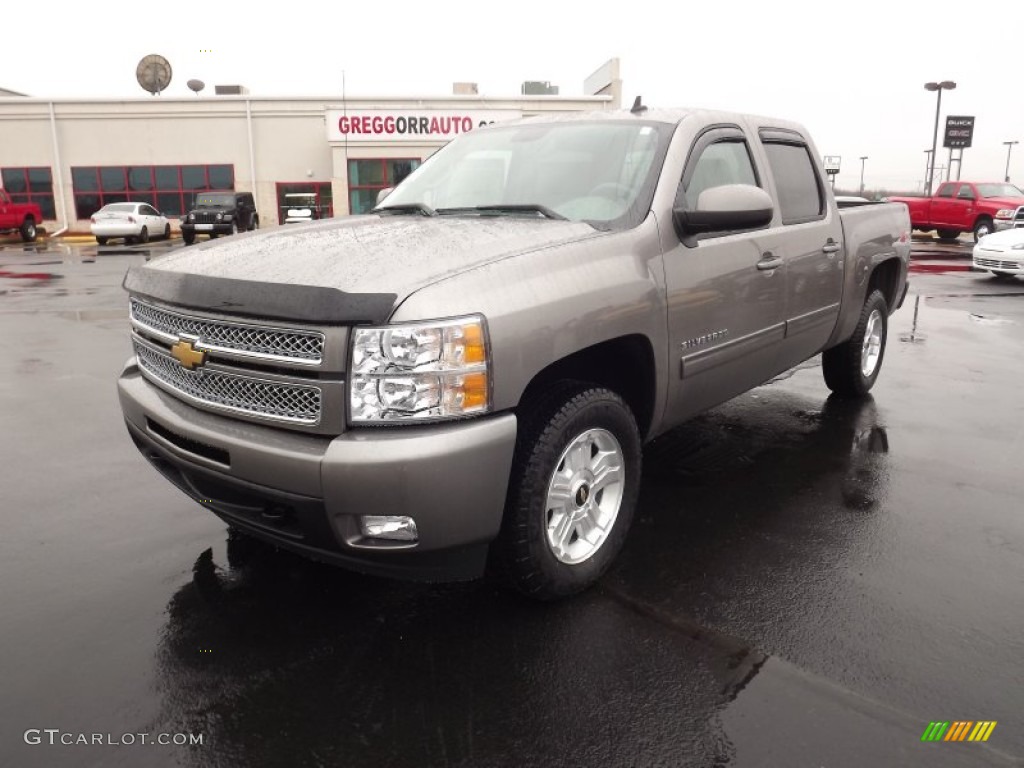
931 182 959 226
663 126 785 424
951 183 978 229
0 190 11 228
756 131 845 370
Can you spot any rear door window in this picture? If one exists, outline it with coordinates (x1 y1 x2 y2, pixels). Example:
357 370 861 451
761 141 824 225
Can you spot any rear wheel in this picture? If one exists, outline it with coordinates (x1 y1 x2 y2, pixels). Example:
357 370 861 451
138 226 149 244
19 217 37 242
936 228 959 241
822 289 889 397
249 216 259 231
95 236 108 245
492 384 641 600
163 224 171 239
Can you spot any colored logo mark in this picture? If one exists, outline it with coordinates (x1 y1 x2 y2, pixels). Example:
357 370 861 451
921 721 997 742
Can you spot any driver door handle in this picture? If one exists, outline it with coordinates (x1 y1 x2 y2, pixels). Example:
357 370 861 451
822 242 841 254
757 252 783 271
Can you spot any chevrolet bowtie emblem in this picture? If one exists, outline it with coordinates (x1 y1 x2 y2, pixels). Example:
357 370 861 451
170 339 207 370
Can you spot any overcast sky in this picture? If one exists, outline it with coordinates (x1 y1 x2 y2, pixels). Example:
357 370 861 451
4 0 1020 192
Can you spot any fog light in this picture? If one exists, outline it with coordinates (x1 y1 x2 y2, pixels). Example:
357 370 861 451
359 515 418 542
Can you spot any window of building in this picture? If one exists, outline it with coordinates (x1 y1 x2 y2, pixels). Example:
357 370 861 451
276 182 334 223
761 142 824 225
1 167 56 219
348 158 421 214
71 164 234 219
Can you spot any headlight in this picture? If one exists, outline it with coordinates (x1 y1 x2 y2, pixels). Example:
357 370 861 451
995 209 1014 219
215 213 224 221
349 315 490 423
187 213 194 222
1012 243 1024 250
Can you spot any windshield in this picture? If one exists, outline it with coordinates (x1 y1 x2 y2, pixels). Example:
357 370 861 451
195 194 236 207
976 183 1024 198
378 120 674 230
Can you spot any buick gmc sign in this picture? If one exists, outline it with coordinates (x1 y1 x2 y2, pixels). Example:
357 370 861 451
943 116 975 149
326 109 522 142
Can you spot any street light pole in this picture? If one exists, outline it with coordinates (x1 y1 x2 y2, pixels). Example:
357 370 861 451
859 156 868 196
924 149 933 192
1004 140 1019 183
924 80 956 196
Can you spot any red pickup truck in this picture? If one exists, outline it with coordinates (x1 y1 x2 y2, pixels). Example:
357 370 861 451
888 181 1024 242
0 189 42 242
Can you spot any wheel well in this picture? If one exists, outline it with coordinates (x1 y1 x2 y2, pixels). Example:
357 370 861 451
867 259 900 311
973 215 993 230
517 335 656 438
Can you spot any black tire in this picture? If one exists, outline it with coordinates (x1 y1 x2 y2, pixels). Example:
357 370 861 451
19 217 37 242
230 221 238 235
991 271 1017 281
936 228 959 241
124 236 135 245
822 289 889 398
138 226 149 244
973 217 994 243
249 216 259 231
492 383 642 600
163 224 171 240
183 232 195 245
95 236 108 245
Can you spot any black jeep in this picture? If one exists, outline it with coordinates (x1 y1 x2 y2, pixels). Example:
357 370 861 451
181 191 258 245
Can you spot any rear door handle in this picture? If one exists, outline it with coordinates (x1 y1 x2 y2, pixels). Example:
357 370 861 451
757 252 783 271
822 243 841 254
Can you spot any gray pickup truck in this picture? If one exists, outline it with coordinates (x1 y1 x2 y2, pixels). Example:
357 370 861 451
118 107 910 599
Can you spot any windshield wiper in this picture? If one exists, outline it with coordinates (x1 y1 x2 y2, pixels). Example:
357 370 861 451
436 204 567 221
374 203 437 217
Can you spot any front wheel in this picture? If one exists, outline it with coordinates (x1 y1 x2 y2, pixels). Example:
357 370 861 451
138 226 149 244
95 236 108 245
973 218 994 242
991 271 1017 281
163 224 171 240
248 216 259 231
492 384 641 600
822 289 889 397
182 232 195 245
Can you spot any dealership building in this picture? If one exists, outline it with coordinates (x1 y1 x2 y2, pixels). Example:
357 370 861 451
0 61 621 234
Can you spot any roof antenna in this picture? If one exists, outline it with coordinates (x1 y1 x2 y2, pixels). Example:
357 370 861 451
630 95 647 114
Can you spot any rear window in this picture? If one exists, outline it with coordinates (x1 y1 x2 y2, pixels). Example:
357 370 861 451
100 203 136 213
762 142 824 225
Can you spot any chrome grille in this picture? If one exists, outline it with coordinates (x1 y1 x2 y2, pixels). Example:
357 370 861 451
134 338 322 425
975 257 1021 270
130 298 324 365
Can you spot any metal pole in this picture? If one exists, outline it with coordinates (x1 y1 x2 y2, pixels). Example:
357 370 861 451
859 156 868 195
927 88 943 196
924 150 933 192
955 149 963 181
1004 141 1018 183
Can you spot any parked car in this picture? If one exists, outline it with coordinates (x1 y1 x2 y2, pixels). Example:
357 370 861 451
180 192 258 245
0 188 42 242
282 192 321 224
119 107 910 600
887 181 1024 242
973 228 1024 279
91 203 171 245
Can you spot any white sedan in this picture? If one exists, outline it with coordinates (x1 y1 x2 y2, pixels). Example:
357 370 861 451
973 228 1024 279
90 202 171 245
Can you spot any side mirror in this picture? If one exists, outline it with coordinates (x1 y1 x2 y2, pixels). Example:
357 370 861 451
376 187 394 205
673 184 774 236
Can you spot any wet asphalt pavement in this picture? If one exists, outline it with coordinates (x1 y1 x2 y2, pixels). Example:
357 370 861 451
1 235 1022 767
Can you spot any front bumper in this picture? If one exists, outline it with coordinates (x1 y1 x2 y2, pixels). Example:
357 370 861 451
973 250 1024 274
994 219 1024 232
118 362 518 581
181 221 236 236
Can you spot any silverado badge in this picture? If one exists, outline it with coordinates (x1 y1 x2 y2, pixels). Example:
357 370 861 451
170 339 207 370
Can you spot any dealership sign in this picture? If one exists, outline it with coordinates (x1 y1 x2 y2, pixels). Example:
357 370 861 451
326 109 522 142
823 155 841 175
943 116 975 149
